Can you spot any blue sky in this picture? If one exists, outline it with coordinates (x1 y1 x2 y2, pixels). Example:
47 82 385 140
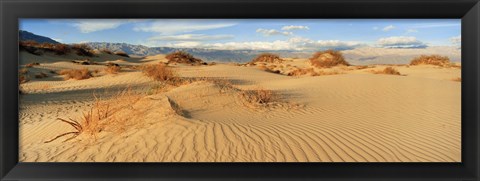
19 19 461 51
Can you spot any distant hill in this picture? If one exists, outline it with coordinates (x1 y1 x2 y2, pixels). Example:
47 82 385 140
19 30 60 44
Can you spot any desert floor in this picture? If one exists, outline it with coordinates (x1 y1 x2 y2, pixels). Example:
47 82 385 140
19 52 461 162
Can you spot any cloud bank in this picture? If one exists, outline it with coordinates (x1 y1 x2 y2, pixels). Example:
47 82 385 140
377 36 427 48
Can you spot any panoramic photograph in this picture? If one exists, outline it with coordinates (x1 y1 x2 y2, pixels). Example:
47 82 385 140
18 19 461 162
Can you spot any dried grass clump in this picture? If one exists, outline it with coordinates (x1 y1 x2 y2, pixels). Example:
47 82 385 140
241 88 277 105
410 55 450 67
251 53 284 63
114 51 130 57
34 72 48 79
310 49 349 68
58 68 92 80
45 89 143 143
104 65 121 74
452 77 461 82
372 67 402 75
141 64 177 82
165 51 204 65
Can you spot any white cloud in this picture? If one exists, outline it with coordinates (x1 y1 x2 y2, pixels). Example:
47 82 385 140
382 25 395 32
281 25 309 31
149 34 234 41
450 35 461 45
377 36 427 48
256 28 292 36
406 29 418 33
373 27 379 30
72 20 127 33
133 21 236 35
162 36 364 51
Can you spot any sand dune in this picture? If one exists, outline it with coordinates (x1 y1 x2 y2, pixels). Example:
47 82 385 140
19 52 461 162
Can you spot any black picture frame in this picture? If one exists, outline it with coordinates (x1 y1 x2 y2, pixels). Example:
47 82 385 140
1 0 479 180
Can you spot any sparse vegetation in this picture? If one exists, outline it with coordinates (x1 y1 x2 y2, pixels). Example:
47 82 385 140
241 88 277 105
372 67 402 75
251 53 285 63
288 68 317 76
410 55 451 67
141 64 177 82
104 65 121 74
45 89 143 143
100 48 113 54
58 68 92 80
19 41 94 57
165 51 204 65
310 49 349 68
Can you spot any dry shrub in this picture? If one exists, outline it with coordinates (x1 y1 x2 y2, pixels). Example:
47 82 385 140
288 68 316 76
104 65 121 74
165 51 204 65
100 48 113 54
372 67 402 75
452 77 461 82
410 55 450 66
71 44 94 57
141 64 177 82
34 72 48 79
356 65 372 70
45 88 143 143
241 88 277 105
58 68 92 80
114 51 130 57
251 53 284 63
310 49 349 68
52 44 71 55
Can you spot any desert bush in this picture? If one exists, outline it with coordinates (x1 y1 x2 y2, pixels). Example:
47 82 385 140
34 72 48 79
310 49 349 68
165 51 204 65
51 44 71 55
251 53 284 63
104 65 121 74
141 64 177 82
241 88 277 105
58 68 92 80
410 55 450 66
100 48 113 54
114 51 130 57
71 44 94 57
372 67 402 75
288 68 316 76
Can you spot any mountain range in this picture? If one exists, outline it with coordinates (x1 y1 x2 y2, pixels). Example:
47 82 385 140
20 30 461 64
